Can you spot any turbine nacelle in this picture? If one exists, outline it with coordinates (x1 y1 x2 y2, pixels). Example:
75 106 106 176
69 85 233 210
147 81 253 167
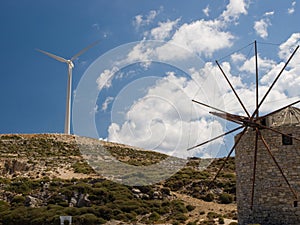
67 60 74 68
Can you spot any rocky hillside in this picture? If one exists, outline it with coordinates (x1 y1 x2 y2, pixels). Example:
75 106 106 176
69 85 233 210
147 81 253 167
0 134 237 225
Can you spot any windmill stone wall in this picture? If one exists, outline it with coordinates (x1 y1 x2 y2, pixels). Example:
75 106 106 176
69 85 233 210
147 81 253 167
235 107 300 225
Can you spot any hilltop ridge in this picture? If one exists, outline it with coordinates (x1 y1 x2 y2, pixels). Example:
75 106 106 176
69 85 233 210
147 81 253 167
0 133 168 179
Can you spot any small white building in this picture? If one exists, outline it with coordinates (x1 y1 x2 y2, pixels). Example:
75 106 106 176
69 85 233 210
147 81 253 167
60 216 72 225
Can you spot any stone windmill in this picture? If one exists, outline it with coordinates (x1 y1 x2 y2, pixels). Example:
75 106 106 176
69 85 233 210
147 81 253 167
188 41 300 225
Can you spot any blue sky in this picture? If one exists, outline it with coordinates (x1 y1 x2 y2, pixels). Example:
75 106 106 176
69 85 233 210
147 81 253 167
1 0 300 158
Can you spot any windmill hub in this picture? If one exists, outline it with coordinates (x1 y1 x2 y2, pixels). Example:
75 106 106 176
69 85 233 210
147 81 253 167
210 111 262 129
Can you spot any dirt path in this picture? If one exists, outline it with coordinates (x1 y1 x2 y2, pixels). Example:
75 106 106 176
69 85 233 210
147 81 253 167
174 192 237 224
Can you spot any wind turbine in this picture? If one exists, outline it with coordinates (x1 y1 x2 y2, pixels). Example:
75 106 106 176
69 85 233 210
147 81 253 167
36 41 99 135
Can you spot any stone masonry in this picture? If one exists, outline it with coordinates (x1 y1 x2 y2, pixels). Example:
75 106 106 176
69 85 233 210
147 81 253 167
235 107 300 225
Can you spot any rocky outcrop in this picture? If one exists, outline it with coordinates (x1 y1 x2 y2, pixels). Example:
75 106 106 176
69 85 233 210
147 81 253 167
3 159 30 175
77 193 91 207
25 196 42 208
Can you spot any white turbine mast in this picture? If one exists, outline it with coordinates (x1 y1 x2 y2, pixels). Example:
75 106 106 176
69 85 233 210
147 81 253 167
36 41 99 135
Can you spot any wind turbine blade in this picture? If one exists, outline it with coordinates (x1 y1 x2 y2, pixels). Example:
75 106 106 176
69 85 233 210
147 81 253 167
208 127 247 189
250 128 259 209
259 131 298 200
71 40 100 61
36 49 68 63
216 60 250 118
187 125 244 151
251 45 299 119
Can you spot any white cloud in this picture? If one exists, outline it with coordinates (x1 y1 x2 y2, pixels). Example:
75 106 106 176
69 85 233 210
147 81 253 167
101 33 300 158
254 19 270 39
220 0 248 22
147 10 159 22
171 19 234 57
149 19 180 40
239 55 276 74
288 1 296 14
134 15 143 28
102 96 114 112
157 0 249 57
101 0 251 158
203 5 210 17
96 66 119 90
99 1 300 159
288 7 295 14
264 11 274 16
131 0 249 60
278 32 300 62
259 33 300 99
123 41 155 69
231 52 246 62
107 71 225 158
253 11 274 39
230 33 300 113
133 8 163 29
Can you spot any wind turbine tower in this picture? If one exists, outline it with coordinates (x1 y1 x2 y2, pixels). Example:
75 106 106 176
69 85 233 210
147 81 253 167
37 41 99 134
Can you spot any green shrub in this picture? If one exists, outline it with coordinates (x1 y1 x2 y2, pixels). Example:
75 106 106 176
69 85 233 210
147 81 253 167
207 211 220 219
149 211 160 222
186 204 196 212
228 222 238 225
219 193 233 204
76 213 99 225
72 162 94 174
218 216 225 224
172 213 188 223
11 195 25 205
71 182 92 194
161 187 171 195
187 221 197 225
171 200 188 213
203 193 214 202
0 200 9 212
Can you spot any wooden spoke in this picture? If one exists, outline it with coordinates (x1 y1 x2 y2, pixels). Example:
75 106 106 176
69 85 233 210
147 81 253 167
192 99 229 114
254 40 259 118
257 124 300 142
259 131 298 200
258 99 300 121
209 112 245 125
251 45 299 119
187 125 244 151
216 60 250 117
